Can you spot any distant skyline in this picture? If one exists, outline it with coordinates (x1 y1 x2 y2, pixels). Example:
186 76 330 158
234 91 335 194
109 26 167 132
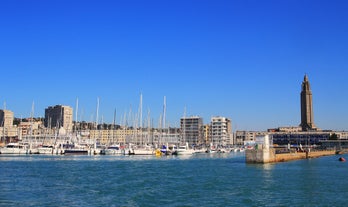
1 0 348 131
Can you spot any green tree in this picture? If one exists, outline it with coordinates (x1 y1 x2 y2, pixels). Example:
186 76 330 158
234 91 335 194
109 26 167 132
329 133 338 140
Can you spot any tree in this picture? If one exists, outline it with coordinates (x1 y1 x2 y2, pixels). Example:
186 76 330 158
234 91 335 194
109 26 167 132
329 133 338 140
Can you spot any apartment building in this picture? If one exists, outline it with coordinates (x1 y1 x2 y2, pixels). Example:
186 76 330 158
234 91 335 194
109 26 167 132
0 109 14 128
210 116 232 146
44 105 73 131
180 116 203 146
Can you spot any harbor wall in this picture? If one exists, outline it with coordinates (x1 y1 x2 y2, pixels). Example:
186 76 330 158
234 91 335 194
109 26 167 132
246 134 338 163
245 147 276 163
246 149 337 163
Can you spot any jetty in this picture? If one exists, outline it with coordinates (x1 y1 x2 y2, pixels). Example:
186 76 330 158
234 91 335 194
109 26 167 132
246 135 339 163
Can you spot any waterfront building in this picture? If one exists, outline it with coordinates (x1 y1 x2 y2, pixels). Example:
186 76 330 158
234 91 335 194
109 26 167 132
88 128 180 146
44 105 73 131
236 130 346 147
203 124 210 145
0 109 16 144
18 121 42 136
268 126 302 133
0 126 18 144
180 116 203 146
334 131 348 139
210 116 232 146
155 131 180 146
0 109 14 128
235 131 268 145
271 131 329 146
89 128 132 145
321 139 348 150
300 75 317 131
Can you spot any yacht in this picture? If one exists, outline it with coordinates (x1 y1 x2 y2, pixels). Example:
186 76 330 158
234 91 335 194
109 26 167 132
103 144 122 155
37 145 55 154
176 143 196 155
0 143 28 154
133 145 155 155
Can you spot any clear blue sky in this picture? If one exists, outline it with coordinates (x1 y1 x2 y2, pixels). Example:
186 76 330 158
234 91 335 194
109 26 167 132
1 0 348 131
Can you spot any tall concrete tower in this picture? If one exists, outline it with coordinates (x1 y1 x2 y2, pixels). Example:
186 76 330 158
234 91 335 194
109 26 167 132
300 75 316 131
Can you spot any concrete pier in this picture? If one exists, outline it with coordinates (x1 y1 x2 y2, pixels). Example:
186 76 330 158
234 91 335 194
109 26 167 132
246 148 336 163
245 135 337 163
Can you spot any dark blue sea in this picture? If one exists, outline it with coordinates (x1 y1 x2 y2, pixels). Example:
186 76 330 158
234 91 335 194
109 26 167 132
1 152 347 207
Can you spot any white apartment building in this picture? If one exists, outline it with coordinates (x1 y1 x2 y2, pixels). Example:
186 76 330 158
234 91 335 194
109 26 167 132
210 116 232 146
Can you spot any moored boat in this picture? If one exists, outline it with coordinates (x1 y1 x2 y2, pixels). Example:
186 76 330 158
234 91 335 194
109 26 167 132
176 142 195 155
0 143 28 154
64 148 89 155
103 145 122 155
37 145 55 154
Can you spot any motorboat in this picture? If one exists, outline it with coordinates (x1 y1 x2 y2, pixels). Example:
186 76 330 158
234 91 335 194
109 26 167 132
103 145 122 155
37 145 55 154
176 143 195 155
133 145 155 155
0 142 28 154
61 143 89 155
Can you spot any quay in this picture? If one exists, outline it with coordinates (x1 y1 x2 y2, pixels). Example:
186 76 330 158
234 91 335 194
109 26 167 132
245 135 344 163
246 148 337 163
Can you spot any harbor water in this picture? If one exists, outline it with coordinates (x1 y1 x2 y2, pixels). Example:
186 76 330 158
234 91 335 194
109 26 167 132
0 152 347 207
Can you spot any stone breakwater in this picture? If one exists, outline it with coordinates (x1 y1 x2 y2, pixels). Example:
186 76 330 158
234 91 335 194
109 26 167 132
246 148 337 163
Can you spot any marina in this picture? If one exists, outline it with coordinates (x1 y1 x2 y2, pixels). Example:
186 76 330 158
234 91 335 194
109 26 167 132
1 0 348 206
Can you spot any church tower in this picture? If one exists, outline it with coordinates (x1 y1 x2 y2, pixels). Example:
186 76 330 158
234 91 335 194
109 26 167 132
300 75 316 131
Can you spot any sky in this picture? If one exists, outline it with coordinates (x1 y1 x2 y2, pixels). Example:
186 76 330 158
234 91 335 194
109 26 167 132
1 0 348 131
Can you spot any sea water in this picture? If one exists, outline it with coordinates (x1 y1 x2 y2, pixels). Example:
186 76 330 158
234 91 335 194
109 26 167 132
0 153 347 207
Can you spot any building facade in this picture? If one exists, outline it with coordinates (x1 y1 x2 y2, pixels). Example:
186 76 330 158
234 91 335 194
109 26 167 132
203 124 210 145
210 116 232 146
44 105 73 131
235 131 268 145
300 75 317 131
88 128 180 146
0 109 14 128
180 116 203 146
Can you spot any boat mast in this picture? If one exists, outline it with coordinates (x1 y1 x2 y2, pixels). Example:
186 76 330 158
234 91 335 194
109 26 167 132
96 97 99 129
183 106 186 145
95 97 99 149
75 98 79 134
139 93 143 145
162 96 166 130
139 93 143 129
112 108 116 144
